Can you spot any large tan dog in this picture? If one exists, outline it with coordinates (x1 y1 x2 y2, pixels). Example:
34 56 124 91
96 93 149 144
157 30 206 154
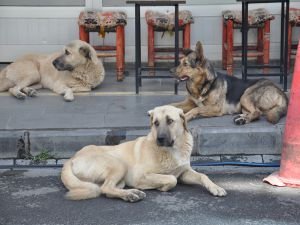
0 40 105 101
61 105 226 202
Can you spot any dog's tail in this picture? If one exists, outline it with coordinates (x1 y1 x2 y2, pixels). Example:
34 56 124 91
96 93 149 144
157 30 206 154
61 159 101 200
266 93 289 124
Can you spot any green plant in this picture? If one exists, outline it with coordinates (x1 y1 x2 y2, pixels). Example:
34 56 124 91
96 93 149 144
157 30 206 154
32 149 55 163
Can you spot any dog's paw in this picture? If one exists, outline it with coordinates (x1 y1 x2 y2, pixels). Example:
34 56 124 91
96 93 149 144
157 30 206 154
64 93 74 102
184 112 194 121
123 189 146 203
15 92 26 100
63 89 74 102
131 189 146 199
23 87 37 97
209 185 227 197
64 97 74 102
233 115 246 125
27 88 37 97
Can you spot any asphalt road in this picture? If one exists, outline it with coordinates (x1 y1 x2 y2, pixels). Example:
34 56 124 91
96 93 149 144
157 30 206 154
1 168 300 225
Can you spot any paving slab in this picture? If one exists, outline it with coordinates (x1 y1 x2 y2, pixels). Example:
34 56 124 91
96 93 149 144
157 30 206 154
0 93 285 158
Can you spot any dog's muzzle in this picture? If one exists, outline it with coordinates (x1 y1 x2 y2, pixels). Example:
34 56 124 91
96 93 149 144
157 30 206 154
169 67 176 75
156 135 174 147
52 59 73 71
169 67 190 82
169 67 181 81
178 75 190 81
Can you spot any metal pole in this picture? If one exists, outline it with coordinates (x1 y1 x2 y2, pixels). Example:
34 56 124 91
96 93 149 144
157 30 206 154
280 1 285 84
174 4 179 95
135 4 141 94
244 2 249 81
242 2 246 80
175 4 179 66
284 0 289 91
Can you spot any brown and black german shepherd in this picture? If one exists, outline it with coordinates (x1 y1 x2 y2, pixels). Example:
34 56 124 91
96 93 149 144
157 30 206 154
171 41 288 125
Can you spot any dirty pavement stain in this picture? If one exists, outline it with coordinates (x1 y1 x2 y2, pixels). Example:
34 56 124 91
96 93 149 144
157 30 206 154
11 187 59 198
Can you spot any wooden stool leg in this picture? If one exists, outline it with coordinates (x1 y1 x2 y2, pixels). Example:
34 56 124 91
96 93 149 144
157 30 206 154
122 26 125 70
79 25 90 43
287 23 293 72
226 20 234 75
222 20 227 70
183 26 186 50
263 20 270 73
116 26 125 81
257 26 264 64
148 24 155 68
183 24 191 49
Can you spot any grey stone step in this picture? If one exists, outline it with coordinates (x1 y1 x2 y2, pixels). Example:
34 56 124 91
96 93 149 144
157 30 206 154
0 119 284 159
0 90 286 160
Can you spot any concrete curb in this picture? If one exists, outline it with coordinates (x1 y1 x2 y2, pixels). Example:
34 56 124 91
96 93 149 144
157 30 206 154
0 123 284 159
0 154 281 168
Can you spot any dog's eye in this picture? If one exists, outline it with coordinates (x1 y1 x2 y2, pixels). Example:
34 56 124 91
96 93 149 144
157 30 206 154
183 61 188 67
190 60 196 68
65 50 71 55
154 120 159 127
167 118 174 125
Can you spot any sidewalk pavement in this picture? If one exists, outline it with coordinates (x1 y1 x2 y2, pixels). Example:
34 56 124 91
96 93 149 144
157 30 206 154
0 168 299 225
0 65 297 225
0 67 291 163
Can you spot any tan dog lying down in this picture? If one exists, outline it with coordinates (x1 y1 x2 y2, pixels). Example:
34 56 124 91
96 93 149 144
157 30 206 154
0 40 105 101
61 105 226 202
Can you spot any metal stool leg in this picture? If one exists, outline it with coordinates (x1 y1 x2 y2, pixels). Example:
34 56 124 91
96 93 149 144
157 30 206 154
284 0 289 91
287 22 293 72
174 4 179 95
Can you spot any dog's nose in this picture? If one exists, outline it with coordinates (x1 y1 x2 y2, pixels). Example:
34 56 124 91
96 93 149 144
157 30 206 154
157 137 165 145
52 59 58 67
169 67 176 74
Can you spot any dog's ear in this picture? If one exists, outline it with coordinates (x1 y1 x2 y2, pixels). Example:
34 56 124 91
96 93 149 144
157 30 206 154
195 41 204 63
182 48 193 56
79 46 99 64
147 109 154 117
205 69 215 81
190 57 197 68
147 109 154 126
79 46 91 59
180 112 188 132
177 108 188 132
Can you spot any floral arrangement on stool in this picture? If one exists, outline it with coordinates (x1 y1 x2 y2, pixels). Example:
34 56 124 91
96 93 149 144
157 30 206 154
78 10 127 81
145 10 194 70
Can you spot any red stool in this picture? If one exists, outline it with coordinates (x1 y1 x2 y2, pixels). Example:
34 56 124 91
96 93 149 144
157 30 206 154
145 10 193 68
78 10 127 81
288 8 300 71
222 8 274 75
